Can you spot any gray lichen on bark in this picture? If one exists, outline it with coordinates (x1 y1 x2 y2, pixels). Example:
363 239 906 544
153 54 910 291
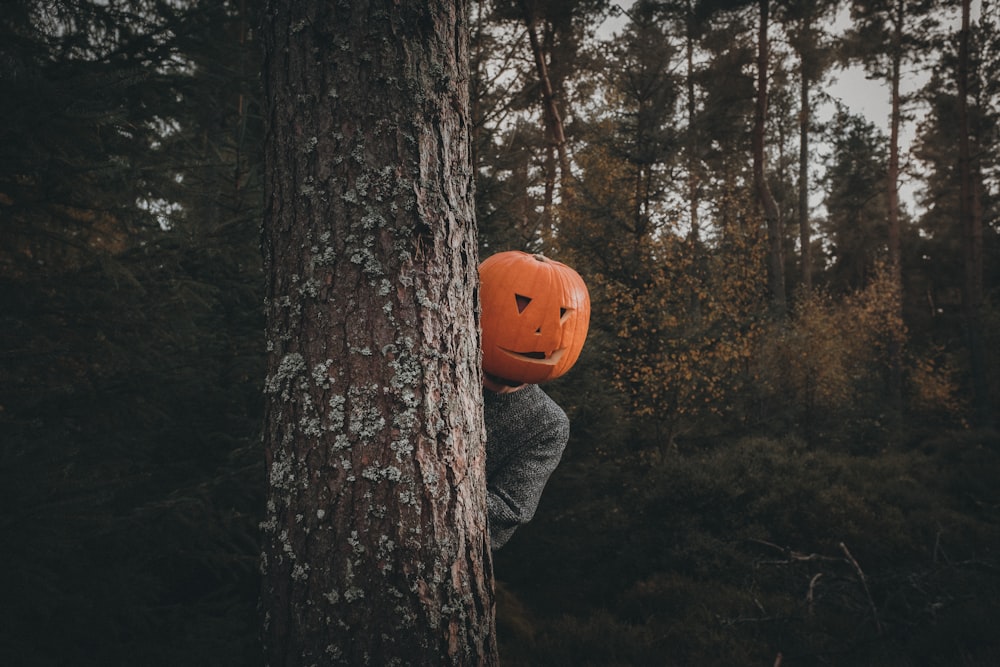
259 1 496 665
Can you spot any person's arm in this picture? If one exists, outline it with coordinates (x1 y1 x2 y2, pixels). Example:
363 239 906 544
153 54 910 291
487 409 569 551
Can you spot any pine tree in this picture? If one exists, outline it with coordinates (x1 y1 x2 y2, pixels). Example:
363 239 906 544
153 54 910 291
844 0 944 428
780 0 839 293
955 0 990 426
821 108 890 294
1 1 268 663
475 0 605 239
752 0 787 316
913 0 997 427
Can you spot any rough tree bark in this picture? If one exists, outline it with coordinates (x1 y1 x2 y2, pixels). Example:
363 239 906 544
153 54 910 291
259 1 498 665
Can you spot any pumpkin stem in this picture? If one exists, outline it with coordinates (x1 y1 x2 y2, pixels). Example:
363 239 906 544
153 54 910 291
532 253 547 262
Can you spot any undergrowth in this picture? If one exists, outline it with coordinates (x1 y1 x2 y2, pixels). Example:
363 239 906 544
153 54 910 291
494 430 1000 666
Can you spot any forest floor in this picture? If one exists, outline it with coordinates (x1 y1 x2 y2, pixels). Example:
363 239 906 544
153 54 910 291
493 429 1000 666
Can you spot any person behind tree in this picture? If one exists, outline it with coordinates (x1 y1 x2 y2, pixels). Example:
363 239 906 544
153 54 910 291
478 250 591 551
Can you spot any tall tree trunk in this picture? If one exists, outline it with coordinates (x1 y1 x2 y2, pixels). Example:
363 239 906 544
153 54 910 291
887 0 903 287
520 0 571 212
798 35 812 293
753 0 786 316
686 10 700 248
886 0 905 426
957 0 990 426
685 0 704 325
259 1 498 665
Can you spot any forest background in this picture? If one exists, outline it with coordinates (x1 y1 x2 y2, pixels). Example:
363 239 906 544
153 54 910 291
1 0 999 665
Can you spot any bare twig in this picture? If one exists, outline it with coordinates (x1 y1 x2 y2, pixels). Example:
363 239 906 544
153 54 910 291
749 538 842 564
807 573 823 616
933 526 951 565
839 542 883 636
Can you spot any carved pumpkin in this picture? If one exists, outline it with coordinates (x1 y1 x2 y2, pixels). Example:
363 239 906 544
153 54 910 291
479 250 591 385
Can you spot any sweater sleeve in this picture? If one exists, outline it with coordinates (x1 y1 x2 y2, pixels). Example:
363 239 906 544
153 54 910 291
487 403 569 551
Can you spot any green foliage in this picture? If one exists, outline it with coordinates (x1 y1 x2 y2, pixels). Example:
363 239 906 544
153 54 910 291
0 238 264 666
495 430 1000 666
471 0 609 251
820 108 892 294
1 1 265 664
909 9 1000 424
561 147 769 446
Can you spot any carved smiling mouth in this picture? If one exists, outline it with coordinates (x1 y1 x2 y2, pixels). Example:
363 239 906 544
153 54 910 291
500 347 566 366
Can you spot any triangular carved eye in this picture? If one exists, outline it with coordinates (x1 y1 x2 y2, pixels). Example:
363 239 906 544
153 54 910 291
515 294 531 313
560 307 572 322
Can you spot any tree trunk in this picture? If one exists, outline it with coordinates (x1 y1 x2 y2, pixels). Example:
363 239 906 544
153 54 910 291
753 0 786 317
886 0 903 286
957 0 990 426
798 36 812 293
685 2 703 323
520 0 571 210
259 1 498 664
886 0 904 427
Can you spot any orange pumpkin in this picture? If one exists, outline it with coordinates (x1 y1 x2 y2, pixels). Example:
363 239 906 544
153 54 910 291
479 251 591 385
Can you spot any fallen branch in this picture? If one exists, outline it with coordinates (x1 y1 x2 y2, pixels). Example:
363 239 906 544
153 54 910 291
839 542 883 636
749 538 844 565
806 572 823 616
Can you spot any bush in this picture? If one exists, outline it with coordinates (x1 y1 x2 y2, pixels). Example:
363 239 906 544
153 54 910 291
495 431 1000 665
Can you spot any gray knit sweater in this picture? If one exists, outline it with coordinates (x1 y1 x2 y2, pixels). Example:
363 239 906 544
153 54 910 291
484 384 570 551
